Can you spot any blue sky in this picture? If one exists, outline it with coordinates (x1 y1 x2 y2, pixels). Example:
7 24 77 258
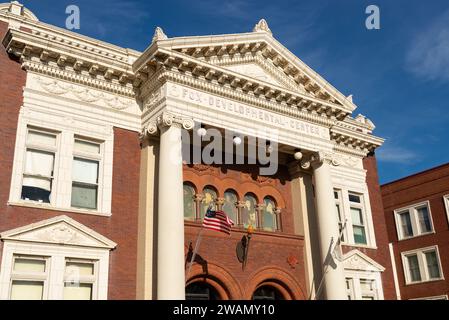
19 0 449 184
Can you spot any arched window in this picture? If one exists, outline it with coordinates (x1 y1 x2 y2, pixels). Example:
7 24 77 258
262 197 277 231
252 285 284 300
242 193 258 229
200 186 217 219
222 190 238 223
186 282 219 300
183 183 196 220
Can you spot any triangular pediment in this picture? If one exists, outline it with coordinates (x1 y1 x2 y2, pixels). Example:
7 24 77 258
342 250 385 272
0 215 117 249
150 28 355 111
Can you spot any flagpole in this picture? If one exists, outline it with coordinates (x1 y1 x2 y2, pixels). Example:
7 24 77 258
186 203 213 279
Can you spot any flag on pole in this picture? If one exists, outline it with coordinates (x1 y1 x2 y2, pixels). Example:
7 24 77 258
203 209 234 235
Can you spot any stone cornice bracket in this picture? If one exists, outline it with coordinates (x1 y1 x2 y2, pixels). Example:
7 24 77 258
152 27 168 43
155 112 195 130
253 19 272 36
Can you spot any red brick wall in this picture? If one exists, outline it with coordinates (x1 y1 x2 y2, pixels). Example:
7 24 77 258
382 163 449 300
183 163 307 299
0 21 140 299
340 153 396 299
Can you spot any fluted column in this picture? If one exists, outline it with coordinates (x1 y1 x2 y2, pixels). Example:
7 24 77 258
154 112 194 300
302 151 346 300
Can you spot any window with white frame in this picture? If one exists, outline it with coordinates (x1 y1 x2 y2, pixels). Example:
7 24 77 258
0 216 115 300
21 128 59 204
332 188 374 247
10 123 112 216
345 277 380 300
63 258 98 300
394 202 434 240
10 255 49 300
444 195 449 224
6 254 99 300
348 193 368 245
402 246 444 284
334 189 346 242
71 138 102 210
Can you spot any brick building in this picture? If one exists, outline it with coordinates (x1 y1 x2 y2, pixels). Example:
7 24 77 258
382 163 449 300
0 1 394 300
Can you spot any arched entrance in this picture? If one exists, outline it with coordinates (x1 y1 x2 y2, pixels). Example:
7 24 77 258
252 285 285 300
186 282 220 300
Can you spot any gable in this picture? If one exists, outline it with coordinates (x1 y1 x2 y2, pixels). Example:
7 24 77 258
154 27 355 111
224 63 284 87
342 250 385 272
0 215 117 249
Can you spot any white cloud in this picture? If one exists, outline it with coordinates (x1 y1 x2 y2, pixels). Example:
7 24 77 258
376 143 419 164
406 9 449 82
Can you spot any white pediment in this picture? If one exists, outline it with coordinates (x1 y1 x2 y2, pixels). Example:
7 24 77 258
224 63 284 87
0 215 117 249
342 250 385 272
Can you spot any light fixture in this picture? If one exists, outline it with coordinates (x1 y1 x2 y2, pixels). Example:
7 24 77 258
266 140 274 154
233 135 242 145
294 149 303 161
197 125 207 137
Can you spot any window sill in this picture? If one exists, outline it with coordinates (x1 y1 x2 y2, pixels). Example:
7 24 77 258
405 278 445 286
342 243 378 250
398 231 436 242
8 201 111 217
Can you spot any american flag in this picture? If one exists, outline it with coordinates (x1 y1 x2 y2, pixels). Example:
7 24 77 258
203 209 234 235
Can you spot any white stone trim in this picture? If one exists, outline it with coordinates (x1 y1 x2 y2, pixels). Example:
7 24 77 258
388 243 402 300
0 216 115 300
393 200 435 241
443 195 449 225
8 103 115 216
343 250 385 300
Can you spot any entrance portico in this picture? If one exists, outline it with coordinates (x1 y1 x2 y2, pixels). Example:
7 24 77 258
135 20 383 300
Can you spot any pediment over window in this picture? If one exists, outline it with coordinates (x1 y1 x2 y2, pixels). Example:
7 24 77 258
342 250 385 272
0 215 117 249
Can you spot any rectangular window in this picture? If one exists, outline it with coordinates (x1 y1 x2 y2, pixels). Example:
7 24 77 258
398 211 413 238
63 259 96 300
394 202 434 240
403 247 443 284
345 278 355 300
21 128 58 204
349 193 367 245
425 250 441 279
334 189 345 242
10 255 48 300
360 279 376 300
71 138 102 210
407 254 421 282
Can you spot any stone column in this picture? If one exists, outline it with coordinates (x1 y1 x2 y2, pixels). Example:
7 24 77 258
156 112 194 300
303 152 346 300
236 201 246 227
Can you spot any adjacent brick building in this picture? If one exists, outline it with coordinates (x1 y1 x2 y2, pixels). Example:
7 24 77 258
382 163 449 300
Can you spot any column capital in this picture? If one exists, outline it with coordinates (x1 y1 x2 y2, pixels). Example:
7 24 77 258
300 151 340 170
215 197 225 207
157 112 195 130
140 112 195 141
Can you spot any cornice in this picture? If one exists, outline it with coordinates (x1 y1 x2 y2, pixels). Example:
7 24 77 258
22 59 136 98
3 26 142 92
155 69 335 128
136 48 349 122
